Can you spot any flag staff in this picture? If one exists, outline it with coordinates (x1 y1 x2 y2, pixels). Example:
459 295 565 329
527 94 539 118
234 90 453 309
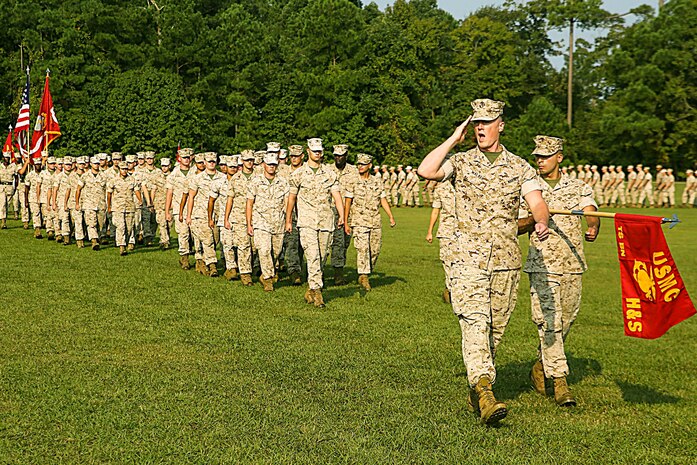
25 66 30 162
549 209 681 228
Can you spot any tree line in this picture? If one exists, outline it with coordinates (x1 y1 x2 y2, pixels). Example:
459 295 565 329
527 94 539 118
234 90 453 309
0 0 694 173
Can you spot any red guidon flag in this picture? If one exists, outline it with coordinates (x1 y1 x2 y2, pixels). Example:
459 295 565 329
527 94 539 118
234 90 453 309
29 72 61 160
3 126 15 162
615 213 696 339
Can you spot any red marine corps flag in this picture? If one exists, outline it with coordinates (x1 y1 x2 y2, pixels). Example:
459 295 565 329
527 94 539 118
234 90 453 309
29 70 61 161
614 213 696 339
3 126 16 163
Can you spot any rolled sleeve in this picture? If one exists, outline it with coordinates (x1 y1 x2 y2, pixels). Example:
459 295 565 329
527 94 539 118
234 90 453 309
440 159 454 181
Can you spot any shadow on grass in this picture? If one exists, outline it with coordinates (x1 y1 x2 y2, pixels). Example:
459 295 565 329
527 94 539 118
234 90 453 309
616 380 680 404
494 354 602 401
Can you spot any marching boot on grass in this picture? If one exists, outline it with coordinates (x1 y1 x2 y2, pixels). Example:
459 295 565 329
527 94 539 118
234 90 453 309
304 287 314 304
63 235 70 246
259 275 274 292
290 271 302 286
179 255 190 270
475 375 507 425
467 389 480 415
530 360 547 396
120 245 127 256
127 243 134 252
208 263 218 278
313 288 326 308
34 227 43 239
47 230 55 240
76 239 84 248
55 234 62 243
240 273 253 286
91 238 100 250
0 219 6 229
358 274 371 291
553 377 576 407
223 268 239 281
23 221 29 229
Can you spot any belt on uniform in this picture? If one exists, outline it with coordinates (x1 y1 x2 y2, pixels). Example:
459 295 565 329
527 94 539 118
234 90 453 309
0 181 13 185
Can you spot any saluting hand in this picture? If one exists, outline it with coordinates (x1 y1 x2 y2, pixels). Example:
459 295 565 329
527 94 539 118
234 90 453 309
451 115 473 146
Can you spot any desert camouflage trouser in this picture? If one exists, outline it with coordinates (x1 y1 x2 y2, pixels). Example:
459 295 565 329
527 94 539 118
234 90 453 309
405 187 420 207
391 188 399 206
56 205 71 237
451 266 520 388
29 202 43 228
593 186 604 206
18 190 29 222
142 206 157 240
154 209 170 245
353 226 381 275
232 223 253 274
299 228 332 290
638 187 653 206
610 185 626 206
220 226 237 270
0 186 15 220
42 203 57 233
439 236 455 291
283 216 302 274
331 208 350 268
173 214 192 256
255 229 284 279
529 272 583 379
191 218 216 265
84 209 106 241
112 211 135 247
682 190 696 206
70 209 85 240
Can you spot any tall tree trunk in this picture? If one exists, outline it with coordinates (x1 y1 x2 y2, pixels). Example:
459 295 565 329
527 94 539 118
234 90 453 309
567 17 574 127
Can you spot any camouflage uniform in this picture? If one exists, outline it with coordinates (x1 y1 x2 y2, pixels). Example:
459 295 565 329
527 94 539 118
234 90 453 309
53 169 72 238
343 170 386 275
78 170 107 241
522 173 597 379
441 145 541 387
403 169 420 206
0 162 18 221
610 168 626 207
189 168 225 267
683 172 696 206
626 168 638 206
165 165 195 257
147 168 171 246
396 168 406 205
329 161 358 270
210 173 236 271
25 170 45 228
227 171 255 274
108 174 140 247
280 156 304 278
140 163 159 243
289 163 340 290
67 168 85 242
638 170 653 207
102 164 121 238
247 174 290 280
39 168 57 234
431 181 457 292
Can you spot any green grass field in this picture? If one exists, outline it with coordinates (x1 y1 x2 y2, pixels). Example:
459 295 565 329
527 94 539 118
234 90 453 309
1 199 696 463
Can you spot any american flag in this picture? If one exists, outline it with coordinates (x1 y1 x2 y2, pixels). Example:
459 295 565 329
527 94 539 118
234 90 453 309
14 68 30 157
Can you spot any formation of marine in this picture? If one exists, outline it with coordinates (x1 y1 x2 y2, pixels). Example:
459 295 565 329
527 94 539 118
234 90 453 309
1 140 396 309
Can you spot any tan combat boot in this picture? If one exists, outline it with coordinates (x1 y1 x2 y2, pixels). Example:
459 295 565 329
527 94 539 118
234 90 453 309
530 360 547 396
91 239 100 250
55 234 62 243
259 275 274 292
304 287 314 304
223 268 238 281
290 271 302 286
179 255 190 270
333 267 345 286
313 289 326 308
23 221 29 229
127 243 135 252
240 273 253 286
47 230 55 240
553 377 576 407
120 245 127 256
208 263 218 278
76 240 85 248
34 228 43 239
63 235 70 246
0 219 6 229
475 376 507 425
358 274 371 291
195 259 204 274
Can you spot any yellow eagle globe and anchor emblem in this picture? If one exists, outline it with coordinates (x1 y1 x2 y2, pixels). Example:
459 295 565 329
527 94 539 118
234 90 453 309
632 260 656 301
